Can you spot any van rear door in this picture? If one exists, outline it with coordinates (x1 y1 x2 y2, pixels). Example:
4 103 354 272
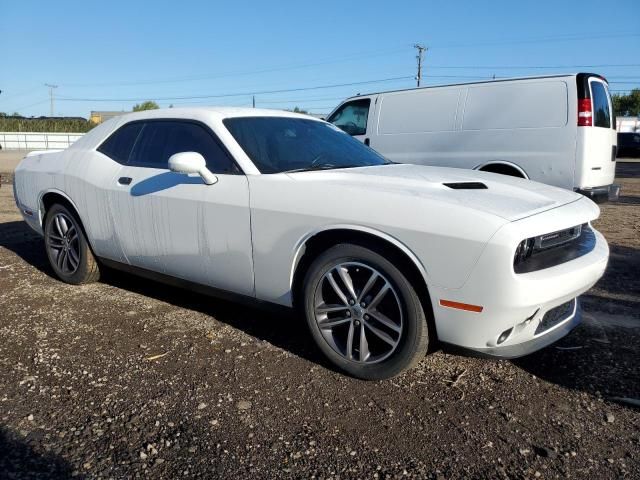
575 75 617 191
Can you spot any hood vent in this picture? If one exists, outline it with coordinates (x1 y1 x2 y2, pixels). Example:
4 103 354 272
443 182 488 190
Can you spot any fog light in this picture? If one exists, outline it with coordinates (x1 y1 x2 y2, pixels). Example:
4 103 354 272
497 328 513 345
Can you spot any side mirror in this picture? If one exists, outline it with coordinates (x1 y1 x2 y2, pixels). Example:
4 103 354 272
168 152 218 185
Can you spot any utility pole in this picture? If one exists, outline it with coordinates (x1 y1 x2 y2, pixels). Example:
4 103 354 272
252 95 255 108
44 83 58 116
414 44 427 87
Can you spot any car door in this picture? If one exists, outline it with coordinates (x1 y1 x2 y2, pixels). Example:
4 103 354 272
108 119 254 296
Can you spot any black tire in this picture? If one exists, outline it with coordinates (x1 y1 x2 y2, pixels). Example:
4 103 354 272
303 243 429 380
44 203 100 284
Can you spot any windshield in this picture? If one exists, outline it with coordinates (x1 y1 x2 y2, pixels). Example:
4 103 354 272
223 116 390 173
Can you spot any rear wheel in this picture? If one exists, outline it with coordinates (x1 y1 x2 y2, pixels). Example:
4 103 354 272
44 204 100 284
303 243 429 380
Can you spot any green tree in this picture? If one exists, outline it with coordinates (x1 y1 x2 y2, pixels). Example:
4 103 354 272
0 112 6 117
612 89 640 117
292 106 308 114
132 101 160 112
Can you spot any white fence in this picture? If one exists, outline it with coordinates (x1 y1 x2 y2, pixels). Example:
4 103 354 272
617 117 640 133
0 132 84 150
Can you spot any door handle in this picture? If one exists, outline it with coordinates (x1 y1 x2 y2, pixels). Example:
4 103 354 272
118 176 132 185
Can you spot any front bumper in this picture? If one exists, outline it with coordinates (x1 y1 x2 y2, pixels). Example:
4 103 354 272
576 184 620 203
468 299 582 358
430 197 608 358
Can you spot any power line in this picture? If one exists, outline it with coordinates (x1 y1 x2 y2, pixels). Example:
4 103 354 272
168 78 497 107
424 63 640 70
428 32 640 49
9 98 50 112
0 85 43 102
56 76 415 102
256 96 348 105
54 33 640 89
59 47 409 88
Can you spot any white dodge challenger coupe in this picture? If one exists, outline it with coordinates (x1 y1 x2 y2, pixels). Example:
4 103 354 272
14 108 609 379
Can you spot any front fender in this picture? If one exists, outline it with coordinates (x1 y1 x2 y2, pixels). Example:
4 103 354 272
289 223 430 291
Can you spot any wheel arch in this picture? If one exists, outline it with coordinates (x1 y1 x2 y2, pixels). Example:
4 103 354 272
39 189 96 252
474 160 529 179
290 225 436 339
39 189 81 226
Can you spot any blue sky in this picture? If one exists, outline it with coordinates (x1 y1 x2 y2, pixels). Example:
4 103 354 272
1 0 638 118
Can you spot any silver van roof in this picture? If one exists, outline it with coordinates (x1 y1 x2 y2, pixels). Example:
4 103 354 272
347 72 606 100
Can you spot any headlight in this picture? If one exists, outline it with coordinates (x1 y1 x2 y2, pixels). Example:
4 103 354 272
514 237 535 266
514 224 586 271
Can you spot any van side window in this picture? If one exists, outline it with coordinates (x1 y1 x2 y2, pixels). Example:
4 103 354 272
327 99 370 136
591 82 612 128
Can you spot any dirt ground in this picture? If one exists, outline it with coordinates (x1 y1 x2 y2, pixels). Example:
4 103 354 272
0 159 638 479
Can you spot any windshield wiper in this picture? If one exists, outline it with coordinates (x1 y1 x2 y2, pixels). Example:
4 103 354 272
283 163 362 173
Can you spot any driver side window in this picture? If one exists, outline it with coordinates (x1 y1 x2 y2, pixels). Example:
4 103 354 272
327 99 371 136
129 120 238 174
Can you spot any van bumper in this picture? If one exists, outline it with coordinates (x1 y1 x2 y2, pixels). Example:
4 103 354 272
575 184 620 203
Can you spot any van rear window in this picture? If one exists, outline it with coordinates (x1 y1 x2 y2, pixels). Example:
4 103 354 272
591 81 611 128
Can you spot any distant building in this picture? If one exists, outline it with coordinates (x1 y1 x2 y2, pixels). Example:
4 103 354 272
90 111 125 124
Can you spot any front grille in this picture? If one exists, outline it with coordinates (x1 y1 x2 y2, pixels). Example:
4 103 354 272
536 224 582 250
535 299 575 334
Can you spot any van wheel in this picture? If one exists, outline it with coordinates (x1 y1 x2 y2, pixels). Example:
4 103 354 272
44 204 100 284
303 244 429 380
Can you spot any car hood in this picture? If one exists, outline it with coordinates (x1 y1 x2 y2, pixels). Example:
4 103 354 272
286 164 584 222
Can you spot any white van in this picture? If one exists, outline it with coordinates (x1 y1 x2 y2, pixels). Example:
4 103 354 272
327 73 619 202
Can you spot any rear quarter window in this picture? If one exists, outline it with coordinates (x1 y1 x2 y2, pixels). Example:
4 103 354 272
97 122 143 164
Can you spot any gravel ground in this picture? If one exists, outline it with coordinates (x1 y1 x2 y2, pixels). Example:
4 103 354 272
0 163 638 479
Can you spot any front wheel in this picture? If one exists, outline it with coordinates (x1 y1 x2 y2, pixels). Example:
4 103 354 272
44 204 100 284
303 244 429 380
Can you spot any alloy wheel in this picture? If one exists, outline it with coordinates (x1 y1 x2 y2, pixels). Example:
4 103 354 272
313 262 403 364
47 212 81 275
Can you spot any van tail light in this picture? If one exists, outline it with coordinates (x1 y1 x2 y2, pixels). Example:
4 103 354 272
578 98 593 126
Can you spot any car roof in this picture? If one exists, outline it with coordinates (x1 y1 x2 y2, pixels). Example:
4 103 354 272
114 107 321 123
